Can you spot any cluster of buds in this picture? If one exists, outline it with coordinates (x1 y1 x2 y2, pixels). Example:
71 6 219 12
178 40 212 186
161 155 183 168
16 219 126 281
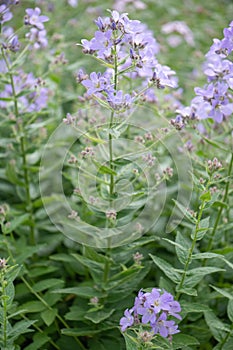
106 209 117 220
68 155 78 164
53 52 68 65
68 210 79 219
170 115 185 130
163 167 173 178
142 153 156 167
207 157 222 172
133 251 144 265
0 258 7 269
144 132 153 141
81 146 95 158
63 113 76 125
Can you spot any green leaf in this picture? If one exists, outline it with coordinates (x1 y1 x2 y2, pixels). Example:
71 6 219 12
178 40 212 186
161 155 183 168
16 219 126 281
172 334 200 348
32 278 64 292
8 320 35 340
72 253 104 284
184 267 225 288
149 254 182 283
24 333 50 350
65 305 89 321
123 332 139 350
2 214 30 234
210 285 233 300
191 216 210 241
85 308 115 324
41 308 57 326
204 311 230 342
200 191 211 202
180 301 210 313
227 300 233 322
202 136 228 152
5 281 15 306
61 324 115 337
192 252 222 260
172 200 197 224
5 162 24 186
93 160 117 176
53 286 106 299
175 286 197 296
175 232 190 265
17 301 46 313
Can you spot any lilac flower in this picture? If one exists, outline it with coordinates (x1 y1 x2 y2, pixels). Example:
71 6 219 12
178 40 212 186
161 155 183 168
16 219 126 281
24 7 49 30
161 21 194 47
81 72 113 95
0 70 49 113
0 4 12 24
204 54 233 88
120 308 134 331
151 64 177 89
107 90 132 111
26 28 48 50
144 289 173 314
152 313 180 338
113 0 147 12
90 30 113 59
194 81 233 123
81 38 96 54
95 17 106 31
67 0 78 7
119 288 181 339
221 24 233 55
8 35 20 52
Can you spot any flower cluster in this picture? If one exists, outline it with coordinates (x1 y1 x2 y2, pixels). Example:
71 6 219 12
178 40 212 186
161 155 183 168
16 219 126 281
24 7 49 50
120 288 181 340
78 10 177 115
0 70 49 113
175 21 233 125
0 2 21 52
161 21 194 48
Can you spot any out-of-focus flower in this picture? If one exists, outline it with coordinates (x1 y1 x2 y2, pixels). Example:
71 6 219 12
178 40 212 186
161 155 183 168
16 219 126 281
0 4 12 24
0 70 49 113
113 0 147 12
161 21 194 47
26 27 48 49
67 0 78 7
150 64 178 89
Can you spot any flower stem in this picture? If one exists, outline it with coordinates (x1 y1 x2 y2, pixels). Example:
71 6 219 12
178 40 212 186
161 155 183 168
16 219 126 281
206 151 233 251
176 200 206 299
109 43 118 198
1 48 36 245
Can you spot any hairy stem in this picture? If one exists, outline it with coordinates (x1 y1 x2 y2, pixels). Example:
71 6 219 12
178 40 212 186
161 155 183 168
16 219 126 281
176 200 206 299
206 151 233 251
1 48 36 245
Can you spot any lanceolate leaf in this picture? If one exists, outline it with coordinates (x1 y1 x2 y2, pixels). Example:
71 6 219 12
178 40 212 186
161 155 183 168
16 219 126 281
149 254 182 284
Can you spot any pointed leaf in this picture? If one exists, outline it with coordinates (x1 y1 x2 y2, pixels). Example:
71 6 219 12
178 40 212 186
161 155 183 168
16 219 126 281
41 308 57 326
149 254 181 283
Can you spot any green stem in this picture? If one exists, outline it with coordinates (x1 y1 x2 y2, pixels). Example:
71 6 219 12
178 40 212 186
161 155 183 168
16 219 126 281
21 277 86 350
206 151 233 251
108 43 118 198
20 313 61 350
1 278 7 348
1 48 36 245
176 200 206 300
